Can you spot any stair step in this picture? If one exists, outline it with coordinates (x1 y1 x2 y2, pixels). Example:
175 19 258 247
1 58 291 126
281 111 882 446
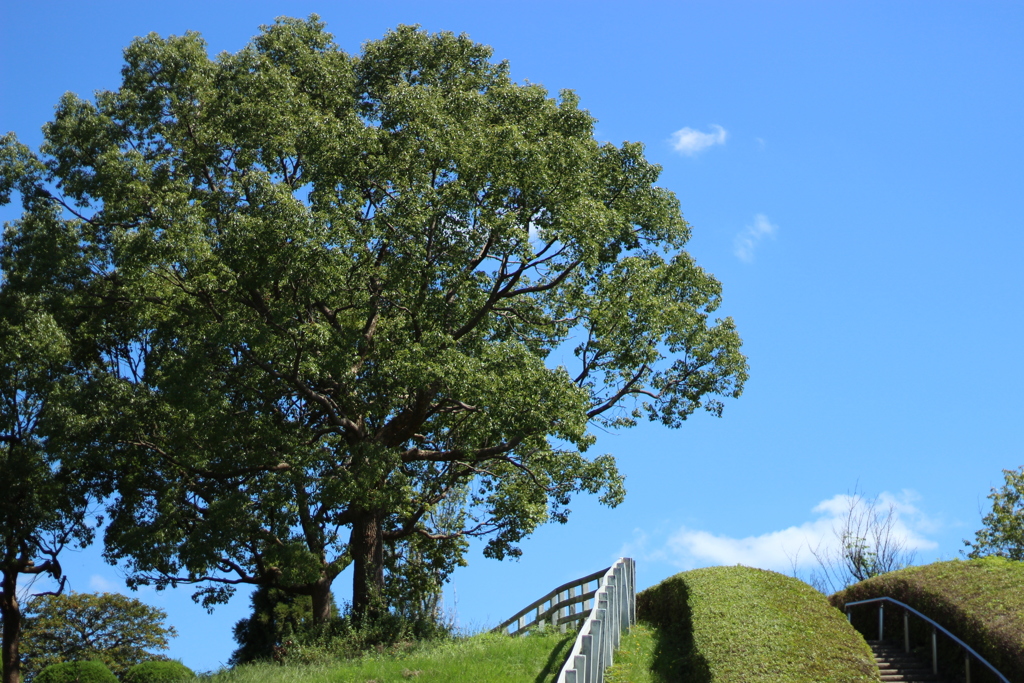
867 641 947 683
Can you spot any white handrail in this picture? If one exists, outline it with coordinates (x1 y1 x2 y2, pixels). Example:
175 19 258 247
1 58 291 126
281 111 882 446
494 558 636 683
557 558 635 683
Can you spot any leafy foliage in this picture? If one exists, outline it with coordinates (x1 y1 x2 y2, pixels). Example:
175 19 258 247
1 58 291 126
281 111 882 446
965 466 1024 561
230 587 320 665
831 558 1024 683
634 566 879 682
33 661 117 683
0 210 101 683
18 592 175 680
1 15 747 620
123 660 195 683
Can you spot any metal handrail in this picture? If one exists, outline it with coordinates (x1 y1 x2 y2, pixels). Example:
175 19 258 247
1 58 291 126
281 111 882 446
843 596 1009 683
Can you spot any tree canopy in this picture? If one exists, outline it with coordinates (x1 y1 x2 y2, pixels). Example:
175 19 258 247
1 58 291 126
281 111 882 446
0 16 747 622
965 467 1024 561
12 592 175 681
0 206 100 683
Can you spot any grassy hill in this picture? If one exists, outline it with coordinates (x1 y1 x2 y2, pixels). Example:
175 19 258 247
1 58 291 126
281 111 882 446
189 630 573 683
610 565 879 683
831 556 1024 682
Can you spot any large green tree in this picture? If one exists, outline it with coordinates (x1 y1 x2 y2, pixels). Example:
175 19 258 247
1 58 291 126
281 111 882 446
2 17 747 622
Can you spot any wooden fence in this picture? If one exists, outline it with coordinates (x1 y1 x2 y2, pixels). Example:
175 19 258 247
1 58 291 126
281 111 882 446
494 558 636 683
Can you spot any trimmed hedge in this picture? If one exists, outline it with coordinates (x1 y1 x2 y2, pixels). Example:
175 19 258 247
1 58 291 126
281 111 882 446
35 661 118 683
831 557 1024 683
637 565 879 682
123 660 196 683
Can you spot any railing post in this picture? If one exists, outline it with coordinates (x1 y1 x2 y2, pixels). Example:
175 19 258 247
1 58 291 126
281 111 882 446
590 620 603 683
847 609 851 622
904 611 909 653
596 602 609 679
553 590 560 631
878 603 884 641
965 652 971 683
622 557 630 626
580 633 592 683
606 574 620 650
932 627 938 675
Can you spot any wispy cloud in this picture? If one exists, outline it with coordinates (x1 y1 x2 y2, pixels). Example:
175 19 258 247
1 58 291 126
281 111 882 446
89 574 120 592
733 213 778 262
659 490 937 574
670 124 728 155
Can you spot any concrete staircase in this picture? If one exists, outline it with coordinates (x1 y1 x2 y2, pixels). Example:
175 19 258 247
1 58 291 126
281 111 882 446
869 640 947 682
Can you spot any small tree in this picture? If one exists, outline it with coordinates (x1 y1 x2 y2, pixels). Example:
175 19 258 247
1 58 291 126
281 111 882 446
808 491 916 594
16 592 175 680
964 466 1024 561
230 587 318 665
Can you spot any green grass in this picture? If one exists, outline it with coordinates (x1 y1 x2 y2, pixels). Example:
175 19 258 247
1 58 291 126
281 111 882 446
605 623 678 683
189 630 574 683
616 565 879 682
831 556 1024 683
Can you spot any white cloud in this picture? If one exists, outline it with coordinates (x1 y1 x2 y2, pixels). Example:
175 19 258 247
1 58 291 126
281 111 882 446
733 213 778 263
670 124 728 155
660 490 938 575
89 574 120 592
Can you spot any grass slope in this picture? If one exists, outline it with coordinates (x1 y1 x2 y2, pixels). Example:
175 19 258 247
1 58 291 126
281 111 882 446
831 557 1024 682
189 631 574 683
613 566 879 683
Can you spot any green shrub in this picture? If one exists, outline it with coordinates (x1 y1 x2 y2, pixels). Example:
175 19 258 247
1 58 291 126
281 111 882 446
34 660 118 683
123 660 195 683
272 605 454 665
831 558 1024 683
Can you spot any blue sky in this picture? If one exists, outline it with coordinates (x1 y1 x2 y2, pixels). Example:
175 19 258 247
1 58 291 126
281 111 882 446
3 0 1023 673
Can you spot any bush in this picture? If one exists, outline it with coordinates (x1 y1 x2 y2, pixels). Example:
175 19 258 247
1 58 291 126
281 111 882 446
273 602 454 664
35 661 118 683
123 660 195 683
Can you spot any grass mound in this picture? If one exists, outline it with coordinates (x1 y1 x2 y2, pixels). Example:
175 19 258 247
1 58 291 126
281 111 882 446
614 565 878 682
831 557 1024 682
192 630 573 683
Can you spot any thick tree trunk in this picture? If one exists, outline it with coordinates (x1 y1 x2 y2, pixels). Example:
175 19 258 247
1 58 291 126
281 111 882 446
1 570 22 683
350 509 385 622
309 576 333 625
